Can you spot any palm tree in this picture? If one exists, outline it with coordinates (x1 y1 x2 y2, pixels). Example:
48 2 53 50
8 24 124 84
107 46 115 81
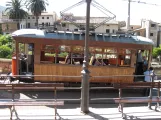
5 0 28 29
27 0 48 29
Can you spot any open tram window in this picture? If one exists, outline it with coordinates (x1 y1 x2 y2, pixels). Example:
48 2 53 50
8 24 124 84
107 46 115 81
104 48 117 53
104 48 117 66
89 47 95 53
19 43 25 53
118 48 131 66
58 45 71 64
40 45 56 63
95 47 103 53
72 53 84 65
72 46 84 53
107 54 118 66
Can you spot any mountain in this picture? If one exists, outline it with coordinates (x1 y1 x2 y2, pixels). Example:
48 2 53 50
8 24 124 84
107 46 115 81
0 5 6 12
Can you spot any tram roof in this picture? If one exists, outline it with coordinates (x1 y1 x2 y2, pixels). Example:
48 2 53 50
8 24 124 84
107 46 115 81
12 29 154 45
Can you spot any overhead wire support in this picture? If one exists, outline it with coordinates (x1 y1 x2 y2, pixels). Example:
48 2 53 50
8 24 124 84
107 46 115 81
123 0 161 7
60 0 116 30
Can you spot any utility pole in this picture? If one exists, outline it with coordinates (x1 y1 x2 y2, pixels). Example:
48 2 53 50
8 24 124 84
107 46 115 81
80 0 91 113
127 0 131 31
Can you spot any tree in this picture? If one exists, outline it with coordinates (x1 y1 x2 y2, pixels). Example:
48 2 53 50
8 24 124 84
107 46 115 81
152 45 161 58
0 45 12 58
0 35 13 58
5 0 28 29
0 24 2 34
27 0 48 29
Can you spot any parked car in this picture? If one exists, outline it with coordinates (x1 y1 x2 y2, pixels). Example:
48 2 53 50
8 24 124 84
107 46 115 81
151 62 161 68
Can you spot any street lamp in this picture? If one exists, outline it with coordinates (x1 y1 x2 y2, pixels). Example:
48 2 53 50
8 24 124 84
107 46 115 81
80 0 91 113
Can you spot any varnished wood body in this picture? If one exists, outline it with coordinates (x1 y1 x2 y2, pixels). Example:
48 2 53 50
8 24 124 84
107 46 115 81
34 64 135 83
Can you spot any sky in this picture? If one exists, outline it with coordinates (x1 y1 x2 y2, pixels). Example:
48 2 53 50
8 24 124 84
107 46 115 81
1 0 161 25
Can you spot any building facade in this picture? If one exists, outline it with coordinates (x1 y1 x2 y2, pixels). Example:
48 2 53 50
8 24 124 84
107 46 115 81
57 16 124 34
23 12 58 29
133 19 160 47
0 12 18 34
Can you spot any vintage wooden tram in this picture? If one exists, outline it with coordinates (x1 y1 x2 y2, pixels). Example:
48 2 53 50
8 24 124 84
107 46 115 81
11 29 154 83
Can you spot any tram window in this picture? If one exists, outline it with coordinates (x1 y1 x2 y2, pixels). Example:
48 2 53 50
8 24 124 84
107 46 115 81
43 45 55 51
73 46 84 52
104 48 117 53
72 53 84 65
124 55 131 65
119 48 131 54
90 54 102 66
107 54 118 66
95 48 102 53
118 54 131 66
19 43 25 53
58 45 71 64
89 47 95 53
59 45 71 52
40 45 56 62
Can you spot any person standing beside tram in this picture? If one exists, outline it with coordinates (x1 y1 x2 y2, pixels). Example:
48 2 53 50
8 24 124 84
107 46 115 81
143 67 154 96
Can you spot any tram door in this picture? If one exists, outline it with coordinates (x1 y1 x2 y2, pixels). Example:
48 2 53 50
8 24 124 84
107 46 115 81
19 43 34 75
134 50 149 82
28 43 34 74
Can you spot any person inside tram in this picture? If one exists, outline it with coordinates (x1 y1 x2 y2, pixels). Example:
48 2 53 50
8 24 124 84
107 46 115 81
65 52 75 64
143 56 148 72
136 50 144 75
89 55 96 65
19 53 27 73
94 56 102 66
79 53 84 65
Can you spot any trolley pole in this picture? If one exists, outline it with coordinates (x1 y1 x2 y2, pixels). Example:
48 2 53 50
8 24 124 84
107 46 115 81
81 0 91 113
127 0 131 31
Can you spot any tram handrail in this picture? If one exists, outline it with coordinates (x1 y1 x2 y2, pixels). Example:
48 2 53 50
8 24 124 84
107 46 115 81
0 74 161 77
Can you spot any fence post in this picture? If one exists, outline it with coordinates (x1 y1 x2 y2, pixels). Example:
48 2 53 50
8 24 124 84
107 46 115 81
155 81 160 111
148 74 154 109
54 86 57 120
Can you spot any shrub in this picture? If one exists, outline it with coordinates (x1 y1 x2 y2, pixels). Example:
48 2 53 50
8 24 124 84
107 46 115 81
0 45 12 59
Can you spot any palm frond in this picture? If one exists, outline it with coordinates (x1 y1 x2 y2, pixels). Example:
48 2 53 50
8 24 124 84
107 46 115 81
5 0 28 21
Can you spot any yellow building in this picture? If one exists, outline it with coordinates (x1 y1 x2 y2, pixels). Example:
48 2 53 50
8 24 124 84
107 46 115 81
133 28 146 37
0 21 18 34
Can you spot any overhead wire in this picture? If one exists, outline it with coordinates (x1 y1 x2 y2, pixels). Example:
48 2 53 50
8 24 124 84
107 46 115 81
93 0 116 17
60 0 85 13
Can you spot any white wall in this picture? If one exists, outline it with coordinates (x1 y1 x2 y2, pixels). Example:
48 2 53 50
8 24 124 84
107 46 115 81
95 24 118 33
20 20 27 29
60 23 119 33
22 12 57 29
142 20 159 46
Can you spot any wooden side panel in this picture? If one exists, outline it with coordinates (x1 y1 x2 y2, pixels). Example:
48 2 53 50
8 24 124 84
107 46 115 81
34 64 135 83
131 50 137 67
34 43 41 64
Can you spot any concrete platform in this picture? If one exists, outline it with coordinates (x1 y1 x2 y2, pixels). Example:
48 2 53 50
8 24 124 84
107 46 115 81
0 105 160 120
